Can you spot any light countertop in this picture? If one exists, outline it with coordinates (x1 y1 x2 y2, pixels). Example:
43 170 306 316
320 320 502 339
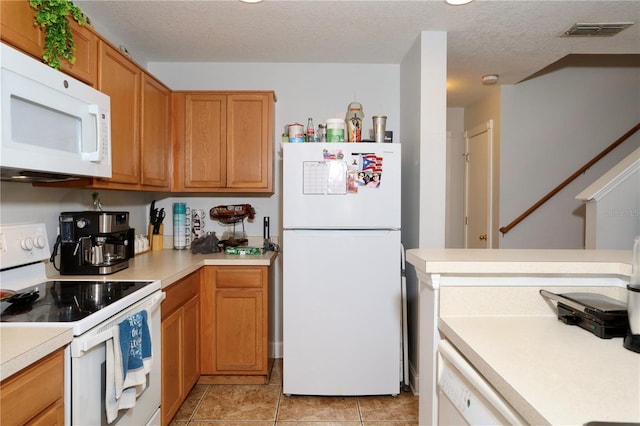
439 315 640 425
406 248 632 276
1 249 278 382
0 327 73 381
47 248 279 289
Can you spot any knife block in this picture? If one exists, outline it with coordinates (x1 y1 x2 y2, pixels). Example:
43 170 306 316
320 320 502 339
149 224 164 251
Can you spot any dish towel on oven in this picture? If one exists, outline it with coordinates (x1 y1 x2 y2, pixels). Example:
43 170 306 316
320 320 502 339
105 309 153 424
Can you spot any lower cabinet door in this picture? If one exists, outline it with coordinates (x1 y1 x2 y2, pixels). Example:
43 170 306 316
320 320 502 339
215 289 265 372
182 295 200 389
161 308 183 425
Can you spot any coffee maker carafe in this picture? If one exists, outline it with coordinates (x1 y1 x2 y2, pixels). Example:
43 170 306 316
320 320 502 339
58 211 131 275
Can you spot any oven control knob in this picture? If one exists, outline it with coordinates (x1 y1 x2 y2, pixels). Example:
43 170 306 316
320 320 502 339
20 237 34 251
33 235 46 249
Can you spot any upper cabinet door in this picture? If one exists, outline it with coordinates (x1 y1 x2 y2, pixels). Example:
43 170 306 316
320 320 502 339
226 93 274 191
141 74 171 189
1 1 43 58
183 93 227 189
60 19 98 86
98 41 141 185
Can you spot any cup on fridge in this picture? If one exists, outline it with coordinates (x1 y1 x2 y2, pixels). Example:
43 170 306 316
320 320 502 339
372 115 387 143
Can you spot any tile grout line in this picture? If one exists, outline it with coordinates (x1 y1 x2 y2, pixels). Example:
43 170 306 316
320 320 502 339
187 384 210 423
273 384 282 426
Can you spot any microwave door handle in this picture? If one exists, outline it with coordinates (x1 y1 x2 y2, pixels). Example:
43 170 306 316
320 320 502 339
80 104 102 162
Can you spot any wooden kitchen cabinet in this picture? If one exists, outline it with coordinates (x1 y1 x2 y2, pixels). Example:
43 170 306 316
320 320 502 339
97 41 142 186
172 91 275 193
161 270 200 426
141 73 172 189
62 18 98 87
0 348 65 426
200 266 270 382
1 0 98 86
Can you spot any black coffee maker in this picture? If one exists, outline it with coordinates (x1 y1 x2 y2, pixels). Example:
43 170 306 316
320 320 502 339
58 211 132 275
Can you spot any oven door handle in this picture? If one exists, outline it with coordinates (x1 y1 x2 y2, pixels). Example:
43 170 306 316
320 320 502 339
70 291 166 357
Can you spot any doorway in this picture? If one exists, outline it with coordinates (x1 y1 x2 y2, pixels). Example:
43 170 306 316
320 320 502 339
464 120 495 248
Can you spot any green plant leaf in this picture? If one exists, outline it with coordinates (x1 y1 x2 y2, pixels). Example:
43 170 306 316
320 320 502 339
30 0 85 69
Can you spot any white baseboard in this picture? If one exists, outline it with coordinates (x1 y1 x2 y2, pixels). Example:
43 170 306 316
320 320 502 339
409 360 419 395
270 340 283 359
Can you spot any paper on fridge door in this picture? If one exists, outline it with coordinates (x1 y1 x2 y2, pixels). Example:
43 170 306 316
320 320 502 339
303 161 347 195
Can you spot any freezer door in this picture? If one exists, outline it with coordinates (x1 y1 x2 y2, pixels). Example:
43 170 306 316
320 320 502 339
283 229 401 396
282 143 401 229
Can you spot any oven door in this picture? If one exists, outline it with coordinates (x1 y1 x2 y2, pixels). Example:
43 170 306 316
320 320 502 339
69 290 164 426
437 339 525 426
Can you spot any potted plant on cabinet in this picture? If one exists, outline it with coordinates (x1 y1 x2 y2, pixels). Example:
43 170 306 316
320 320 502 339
29 0 86 69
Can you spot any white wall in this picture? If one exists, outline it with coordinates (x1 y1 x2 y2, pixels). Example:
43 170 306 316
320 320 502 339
446 107 465 248
399 31 448 394
0 182 152 247
499 66 640 248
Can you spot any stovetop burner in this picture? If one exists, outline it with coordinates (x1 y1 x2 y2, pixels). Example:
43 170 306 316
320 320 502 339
1 280 153 324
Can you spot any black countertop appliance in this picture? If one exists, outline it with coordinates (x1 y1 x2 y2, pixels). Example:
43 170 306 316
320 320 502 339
58 211 131 275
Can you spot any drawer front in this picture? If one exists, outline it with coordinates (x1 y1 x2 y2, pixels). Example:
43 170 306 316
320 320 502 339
1 349 64 426
163 270 200 318
216 267 264 288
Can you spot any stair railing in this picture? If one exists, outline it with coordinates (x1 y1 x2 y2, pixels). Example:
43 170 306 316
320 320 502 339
499 122 640 235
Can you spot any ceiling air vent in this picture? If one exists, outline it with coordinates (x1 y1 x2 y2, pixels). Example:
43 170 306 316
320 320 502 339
563 22 634 37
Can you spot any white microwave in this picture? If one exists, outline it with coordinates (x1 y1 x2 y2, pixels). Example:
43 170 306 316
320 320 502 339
1 43 111 182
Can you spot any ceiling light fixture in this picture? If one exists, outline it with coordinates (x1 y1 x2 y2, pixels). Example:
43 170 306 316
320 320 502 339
240 0 263 3
482 74 499 85
445 0 473 5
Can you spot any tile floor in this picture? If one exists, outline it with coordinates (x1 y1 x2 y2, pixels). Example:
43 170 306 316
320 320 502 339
169 360 419 425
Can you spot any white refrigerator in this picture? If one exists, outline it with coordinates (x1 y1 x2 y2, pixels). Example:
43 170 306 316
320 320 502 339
282 142 401 396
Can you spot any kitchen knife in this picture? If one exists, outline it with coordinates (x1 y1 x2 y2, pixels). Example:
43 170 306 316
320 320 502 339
153 208 165 234
150 200 156 224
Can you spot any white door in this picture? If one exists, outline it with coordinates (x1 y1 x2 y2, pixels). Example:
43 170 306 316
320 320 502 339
282 143 401 229
464 121 494 248
283 229 401 396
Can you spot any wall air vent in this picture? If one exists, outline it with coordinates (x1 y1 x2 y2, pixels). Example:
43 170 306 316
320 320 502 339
563 22 633 37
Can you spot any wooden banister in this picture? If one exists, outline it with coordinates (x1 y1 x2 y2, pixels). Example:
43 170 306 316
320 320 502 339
499 122 640 235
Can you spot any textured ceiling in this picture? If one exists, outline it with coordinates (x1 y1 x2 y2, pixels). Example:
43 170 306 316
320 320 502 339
75 0 640 107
